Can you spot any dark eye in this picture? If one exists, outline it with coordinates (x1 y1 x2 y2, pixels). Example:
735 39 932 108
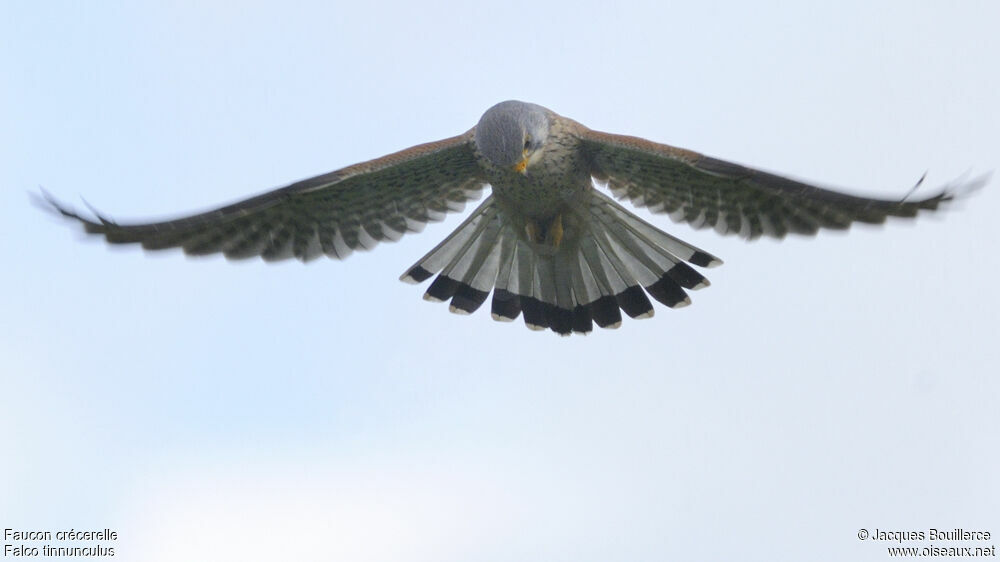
524 137 532 149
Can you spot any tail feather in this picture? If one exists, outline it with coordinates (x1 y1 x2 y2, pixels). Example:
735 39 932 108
536 254 577 335
514 239 534 298
594 206 690 285
453 236 504 313
400 191 720 335
578 234 632 325
595 190 723 268
569 250 602 306
490 235 521 322
440 212 503 291
442 212 504 314
552 252 578 312
400 196 499 285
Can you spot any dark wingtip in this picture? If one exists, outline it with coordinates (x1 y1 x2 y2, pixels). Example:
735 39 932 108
944 171 991 200
32 188 111 233
81 197 114 226
899 171 928 204
904 171 990 209
31 188 75 219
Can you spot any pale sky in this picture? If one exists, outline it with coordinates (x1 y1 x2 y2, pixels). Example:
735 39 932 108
3 2 998 561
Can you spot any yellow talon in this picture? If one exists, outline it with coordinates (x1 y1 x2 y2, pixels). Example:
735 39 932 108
525 214 563 248
525 220 540 243
547 213 563 248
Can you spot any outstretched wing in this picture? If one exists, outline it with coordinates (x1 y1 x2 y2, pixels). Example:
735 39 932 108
578 129 980 240
44 132 487 261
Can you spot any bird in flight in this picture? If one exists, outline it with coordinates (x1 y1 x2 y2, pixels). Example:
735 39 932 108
44 100 982 335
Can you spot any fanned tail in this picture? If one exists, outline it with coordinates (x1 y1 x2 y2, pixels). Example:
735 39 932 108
400 191 721 335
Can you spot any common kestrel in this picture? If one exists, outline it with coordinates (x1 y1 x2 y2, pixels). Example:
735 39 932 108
44 100 982 335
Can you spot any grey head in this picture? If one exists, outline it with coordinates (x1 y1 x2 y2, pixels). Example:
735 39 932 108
474 100 551 170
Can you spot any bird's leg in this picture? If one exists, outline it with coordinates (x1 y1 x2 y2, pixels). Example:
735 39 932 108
524 214 564 249
525 220 541 244
545 213 563 248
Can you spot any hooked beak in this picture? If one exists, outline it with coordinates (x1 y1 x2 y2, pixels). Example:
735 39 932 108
512 157 528 175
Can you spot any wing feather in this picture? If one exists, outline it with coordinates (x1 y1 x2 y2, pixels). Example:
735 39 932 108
43 132 487 260
578 129 982 240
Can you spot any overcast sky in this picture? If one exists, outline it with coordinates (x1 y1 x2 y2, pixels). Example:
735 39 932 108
3 2 998 561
